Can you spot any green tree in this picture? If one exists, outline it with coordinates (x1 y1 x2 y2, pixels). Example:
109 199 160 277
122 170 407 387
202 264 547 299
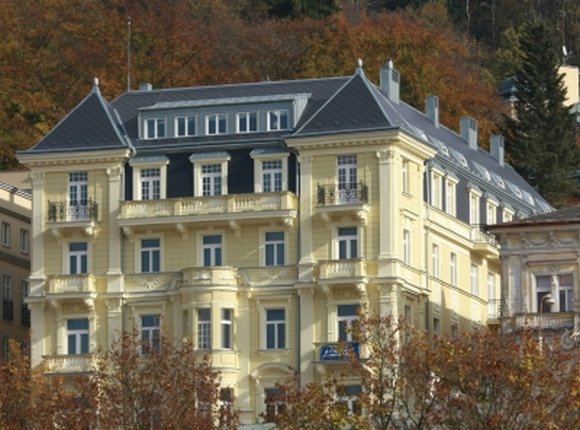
501 16 579 207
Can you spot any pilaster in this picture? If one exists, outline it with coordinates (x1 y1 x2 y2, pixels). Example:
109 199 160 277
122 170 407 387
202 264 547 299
297 285 315 385
376 150 399 259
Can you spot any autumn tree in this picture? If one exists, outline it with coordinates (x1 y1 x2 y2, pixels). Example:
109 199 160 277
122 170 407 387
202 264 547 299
76 328 238 430
501 16 579 206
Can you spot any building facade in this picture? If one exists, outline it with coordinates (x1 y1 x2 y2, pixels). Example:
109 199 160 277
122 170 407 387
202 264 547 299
18 61 550 425
0 172 31 355
490 205 580 351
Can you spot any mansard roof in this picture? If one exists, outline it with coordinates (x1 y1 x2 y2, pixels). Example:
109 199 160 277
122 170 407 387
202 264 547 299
491 204 580 229
23 80 130 153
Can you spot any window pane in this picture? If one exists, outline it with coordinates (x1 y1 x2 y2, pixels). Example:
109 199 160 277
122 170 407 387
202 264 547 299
266 325 275 348
68 335 76 355
267 309 284 320
277 324 285 348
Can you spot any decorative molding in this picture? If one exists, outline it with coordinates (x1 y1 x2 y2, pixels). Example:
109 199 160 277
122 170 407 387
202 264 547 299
229 220 241 237
176 223 188 239
376 149 395 162
106 298 124 313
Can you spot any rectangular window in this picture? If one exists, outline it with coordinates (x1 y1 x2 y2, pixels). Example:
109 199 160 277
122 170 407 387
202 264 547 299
141 314 160 354
19 229 28 254
433 317 440 335
403 229 411 264
536 274 574 312
470 193 480 225
338 227 358 259
221 308 233 349
67 318 89 354
265 387 285 422
503 209 513 223
337 385 362 416
201 164 222 196
402 159 410 194
267 110 289 131
470 264 479 295
432 244 440 278
237 112 257 133
431 172 442 209
1 222 10 247
175 115 196 137
69 171 88 220
197 308 211 350
140 168 161 200
2 275 12 322
337 155 357 203
203 235 223 266
266 309 285 349
337 304 359 342
206 113 227 135
262 160 283 192
145 118 166 139
450 252 457 287
69 242 88 274
265 232 285 266
141 238 160 273
486 202 497 225
21 280 29 327
445 180 456 216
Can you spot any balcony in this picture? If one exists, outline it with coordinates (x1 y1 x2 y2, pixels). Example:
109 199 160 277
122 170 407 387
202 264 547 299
44 354 96 374
509 312 575 331
180 267 238 288
316 183 369 224
124 272 178 292
471 224 499 258
318 259 368 284
47 199 99 237
118 192 298 231
487 299 501 322
47 274 96 295
318 342 360 361
239 266 298 288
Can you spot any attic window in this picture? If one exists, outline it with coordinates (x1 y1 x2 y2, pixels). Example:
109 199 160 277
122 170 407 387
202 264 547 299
267 110 289 131
144 118 166 139
491 173 506 189
206 113 227 135
522 191 535 205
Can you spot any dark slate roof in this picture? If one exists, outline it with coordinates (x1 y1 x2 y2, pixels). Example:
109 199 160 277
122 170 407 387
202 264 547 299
492 204 580 228
296 67 396 135
23 81 130 153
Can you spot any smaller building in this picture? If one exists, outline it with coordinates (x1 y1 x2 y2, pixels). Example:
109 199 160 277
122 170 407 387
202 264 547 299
490 205 580 350
0 171 32 355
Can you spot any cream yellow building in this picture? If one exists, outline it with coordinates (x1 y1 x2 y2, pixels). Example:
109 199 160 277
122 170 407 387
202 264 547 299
18 62 550 425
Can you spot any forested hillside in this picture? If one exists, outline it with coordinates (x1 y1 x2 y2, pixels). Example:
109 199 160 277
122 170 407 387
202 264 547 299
1 0 578 179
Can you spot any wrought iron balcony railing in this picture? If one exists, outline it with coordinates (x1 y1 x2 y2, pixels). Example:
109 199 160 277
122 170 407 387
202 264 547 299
319 341 360 361
317 182 368 206
471 224 498 247
47 199 98 222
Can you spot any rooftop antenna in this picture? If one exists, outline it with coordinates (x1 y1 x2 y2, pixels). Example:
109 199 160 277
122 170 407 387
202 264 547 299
127 16 132 91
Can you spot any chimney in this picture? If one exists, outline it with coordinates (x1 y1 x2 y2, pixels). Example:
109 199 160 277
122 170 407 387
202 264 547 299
425 95 439 127
490 134 505 166
460 116 478 150
139 83 153 91
380 60 400 103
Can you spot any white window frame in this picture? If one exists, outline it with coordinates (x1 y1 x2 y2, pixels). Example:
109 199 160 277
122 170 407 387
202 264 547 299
263 230 286 267
220 308 233 349
337 303 359 342
403 229 411 265
68 171 88 220
129 157 169 201
502 207 514 223
197 308 212 350
337 384 362 416
485 198 498 225
534 273 575 312
236 111 257 133
206 113 227 135
267 109 289 131
67 241 88 275
450 252 458 287
140 314 161 354
2 274 12 301
138 237 162 273
445 175 458 216
263 307 286 350
1 222 10 247
67 318 89 355
143 117 166 139
336 226 359 260
432 243 440 278
175 115 196 137
19 229 28 254
337 154 357 203
470 263 479 295
201 233 223 267
191 154 230 197
430 168 444 209
251 151 289 193
140 168 161 200
469 187 482 225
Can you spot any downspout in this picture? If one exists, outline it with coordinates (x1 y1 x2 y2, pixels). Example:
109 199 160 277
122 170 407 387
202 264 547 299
424 161 431 332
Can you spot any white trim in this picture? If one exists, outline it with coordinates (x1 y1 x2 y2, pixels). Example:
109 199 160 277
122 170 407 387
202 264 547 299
198 230 225 267
334 225 360 260
135 235 163 273
251 152 289 193
260 228 287 267
190 154 230 197
130 157 169 201
259 302 288 350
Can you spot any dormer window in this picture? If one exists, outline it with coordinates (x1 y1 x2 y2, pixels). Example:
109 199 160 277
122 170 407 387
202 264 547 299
129 156 169 201
267 110 289 131
175 115 196 137
144 118 166 139
237 112 257 133
251 148 290 193
206 113 227 135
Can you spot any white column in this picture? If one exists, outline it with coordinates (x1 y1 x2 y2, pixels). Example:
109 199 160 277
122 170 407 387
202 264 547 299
298 156 315 280
29 172 45 296
28 301 46 366
376 150 399 259
236 291 252 421
107 166 124 293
